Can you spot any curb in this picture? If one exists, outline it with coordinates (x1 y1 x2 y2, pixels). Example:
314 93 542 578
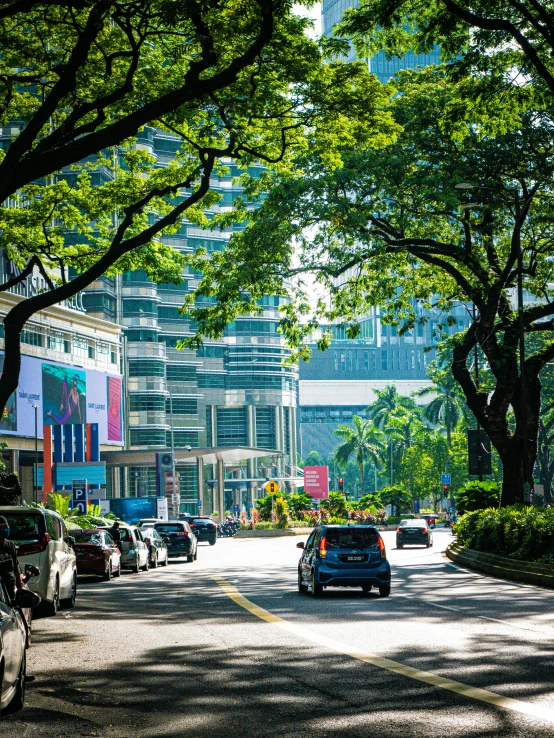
446 542 554 589
235 529 312 538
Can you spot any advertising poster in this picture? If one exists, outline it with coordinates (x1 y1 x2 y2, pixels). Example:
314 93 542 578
107 376 122 442
0 355 17 431
0 352 123 445
43 364 86 425
304 465 329 499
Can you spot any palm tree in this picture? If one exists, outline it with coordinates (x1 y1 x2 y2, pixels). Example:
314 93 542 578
334 416 385 496
415 369 466 447
367 385 416 430
367 385 417 484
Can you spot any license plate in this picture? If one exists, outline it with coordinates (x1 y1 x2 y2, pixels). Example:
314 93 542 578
77 552 85 557
346 555 364 561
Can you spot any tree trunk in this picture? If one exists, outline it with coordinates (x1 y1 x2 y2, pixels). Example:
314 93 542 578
359 462 364 498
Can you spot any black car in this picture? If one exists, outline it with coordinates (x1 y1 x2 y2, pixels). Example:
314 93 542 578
396 519 433 549
185 517 217 545
153 521 197 562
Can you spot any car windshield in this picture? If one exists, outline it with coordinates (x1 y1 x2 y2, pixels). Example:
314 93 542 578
155 524 184 533
325 528 379 549
73 531 103 544
1 513 44 542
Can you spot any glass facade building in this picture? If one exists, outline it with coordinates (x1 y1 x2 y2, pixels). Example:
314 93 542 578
322 0 441 79
82 128 298 510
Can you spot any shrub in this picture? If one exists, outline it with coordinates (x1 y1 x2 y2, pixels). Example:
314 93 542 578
288 520 312 528
254 522 274 530
274 497 290 528
455 505 554 563
456 481 501 514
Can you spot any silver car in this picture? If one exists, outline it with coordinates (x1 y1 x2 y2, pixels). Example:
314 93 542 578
0 577 26 714
118 526 149 572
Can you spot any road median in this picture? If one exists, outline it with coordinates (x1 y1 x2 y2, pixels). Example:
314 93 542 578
446 541 554 589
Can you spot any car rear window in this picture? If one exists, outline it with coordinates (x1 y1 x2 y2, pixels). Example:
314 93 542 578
190 519 213 526
2 513 44 543
119 528 134 542
155 524 184 533
325 528 380 549
74 531 102 544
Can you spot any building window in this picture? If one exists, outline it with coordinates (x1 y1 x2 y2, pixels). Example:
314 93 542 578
364 352 369 371
166 398 198 415
21 329 44 347
256 407 276 450
128 359 165 377
381 351 388 371
216 407 248 446
73 337 88 360
97 342 110 363
48 331 65 352
340 352 346 371
167 364 197 382
348 352 353 371
334 351 338 371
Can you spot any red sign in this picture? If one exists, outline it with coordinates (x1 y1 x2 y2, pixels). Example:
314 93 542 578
304 466 329 499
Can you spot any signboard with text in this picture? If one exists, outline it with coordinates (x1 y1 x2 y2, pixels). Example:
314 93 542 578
304 466 329 499
72 479 88 515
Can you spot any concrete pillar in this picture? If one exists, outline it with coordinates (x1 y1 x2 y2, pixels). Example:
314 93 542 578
246 405 256 481
122 466 130 498
275 406 285 479
217 458 225 521
9 449 19 476
289 406 297 492
196 456 204 513
111 467 121 498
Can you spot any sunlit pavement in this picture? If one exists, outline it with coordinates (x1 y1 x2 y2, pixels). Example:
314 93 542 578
5 529 554 737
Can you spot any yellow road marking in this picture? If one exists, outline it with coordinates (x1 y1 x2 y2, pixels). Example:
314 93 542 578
212 575 554 725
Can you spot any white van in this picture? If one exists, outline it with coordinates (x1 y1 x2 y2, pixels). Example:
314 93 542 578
0 506 77 616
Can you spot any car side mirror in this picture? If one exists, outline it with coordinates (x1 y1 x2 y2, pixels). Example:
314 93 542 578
296 541 305 549
24 564 40 578
67 536 75 547
14 588 41 609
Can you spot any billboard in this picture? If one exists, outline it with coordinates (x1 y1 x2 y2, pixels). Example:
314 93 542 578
304 465 329 499
0 352 123 445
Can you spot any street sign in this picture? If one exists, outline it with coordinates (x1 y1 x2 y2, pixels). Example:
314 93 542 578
198 499 202 508
72 479 88 515
264 479 280 495
413 499 420 513
440 474 451 486
233 503 239 513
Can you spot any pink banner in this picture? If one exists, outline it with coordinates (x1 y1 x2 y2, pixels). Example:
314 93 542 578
304 466 329 499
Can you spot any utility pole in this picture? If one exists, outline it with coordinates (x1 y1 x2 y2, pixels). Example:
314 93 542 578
33 404 38 503
473 303 483 482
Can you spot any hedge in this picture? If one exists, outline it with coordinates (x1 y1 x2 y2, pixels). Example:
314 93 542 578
455 506 554 564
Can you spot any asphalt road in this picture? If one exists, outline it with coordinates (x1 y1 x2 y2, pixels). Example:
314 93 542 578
4 528 554 738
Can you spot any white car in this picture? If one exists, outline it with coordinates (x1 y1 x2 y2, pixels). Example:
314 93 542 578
0 578 26 714
117 526 149 572
0 506 77 616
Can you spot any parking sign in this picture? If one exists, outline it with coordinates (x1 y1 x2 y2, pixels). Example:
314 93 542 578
72 479 88 515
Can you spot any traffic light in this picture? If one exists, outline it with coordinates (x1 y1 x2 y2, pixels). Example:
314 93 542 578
338 478 344 492
468 429 492 476
270 481 275 494
442 484 449 494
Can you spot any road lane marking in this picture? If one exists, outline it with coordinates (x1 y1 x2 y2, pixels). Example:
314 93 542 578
212 575 554 725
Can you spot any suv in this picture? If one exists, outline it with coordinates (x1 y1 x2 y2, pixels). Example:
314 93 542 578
116 526 149 572
154 520 197 561
0 506 77 616
181 516 217 545
297 525 391 597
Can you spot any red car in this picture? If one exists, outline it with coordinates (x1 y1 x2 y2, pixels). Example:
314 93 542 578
73 529 122 580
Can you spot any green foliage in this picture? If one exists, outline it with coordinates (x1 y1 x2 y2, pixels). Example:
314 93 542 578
320 491 348 517
455 506 554 563
380 486 412 512
456 481 501 515
287 493 314 517
274 496 290 529
254 522 275 530
255 495 275 522
334 415 385 495
46 492 79 520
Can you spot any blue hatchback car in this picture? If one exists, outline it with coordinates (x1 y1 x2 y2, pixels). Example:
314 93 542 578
297 525 391 597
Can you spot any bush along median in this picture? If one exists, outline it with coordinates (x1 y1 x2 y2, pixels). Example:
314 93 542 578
455 505 554 565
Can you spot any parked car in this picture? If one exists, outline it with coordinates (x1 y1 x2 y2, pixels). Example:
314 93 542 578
138 518 162 527
139 527 169 568
0 578 26 716
73 529 122 580
153 521 197 562
116 526 149 573
297 525 391 597
0 506 77 616
396 519 433 548
420 514 436 528
186 517 217 545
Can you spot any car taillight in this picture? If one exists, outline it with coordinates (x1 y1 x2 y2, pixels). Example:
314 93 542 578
378 536 386 559
18 532 50 556
421 528 427 533
176 532 188 537
396 527 403 533
318 536 327 558
190 524 196 528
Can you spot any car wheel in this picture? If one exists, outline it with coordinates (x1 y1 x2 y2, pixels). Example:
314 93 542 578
361 585 372 594
161 553 168 567
397 543 403 549
113 563 121 578
426 540 431 548
142 557 150 572
378 584 391 598
298 569 308 593
132 557 140 573
151 553 158 568
187 552 194 562
103 563 112 581
194 548 198 561
60 575 77 609
3 651 26 715
24 611 33 649
311 571 323 597
209 539 216 546
43 577 60 616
